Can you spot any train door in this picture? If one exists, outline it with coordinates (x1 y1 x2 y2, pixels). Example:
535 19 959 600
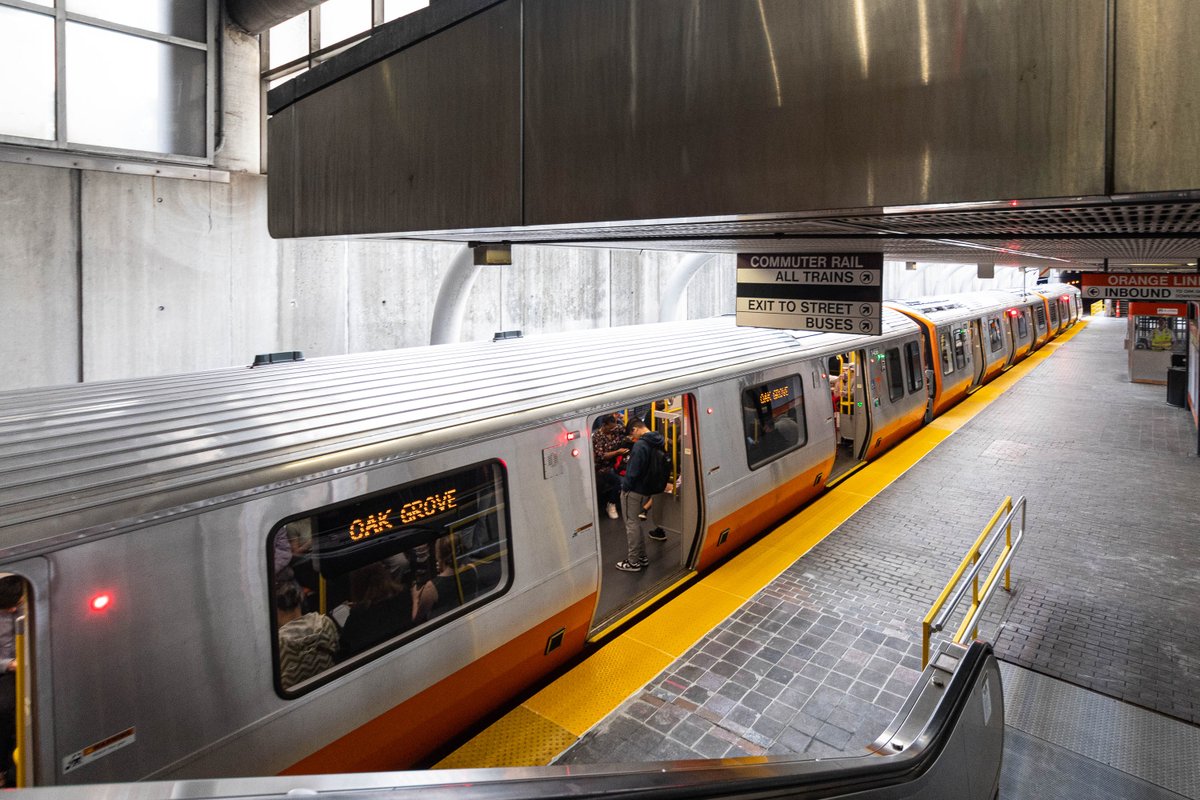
588 396 702 637
828 349 871 481
968 320 987 390
0 565 43 789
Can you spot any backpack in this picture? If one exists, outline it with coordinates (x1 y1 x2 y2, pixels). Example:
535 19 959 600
644 445 671 494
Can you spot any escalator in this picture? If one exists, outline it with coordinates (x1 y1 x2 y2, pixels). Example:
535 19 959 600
31 640 1003 799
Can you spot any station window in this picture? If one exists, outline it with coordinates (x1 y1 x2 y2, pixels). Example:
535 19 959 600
885 348 904 402
904 341 924 393
268 460 511 696
987 317 1004 352
742 375 807 470
0 0 213 162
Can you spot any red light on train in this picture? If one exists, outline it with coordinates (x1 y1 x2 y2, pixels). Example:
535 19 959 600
89 593 112 612
566 431 579 441
1008 309 1020 317
571 448 580 458
706 408 714 415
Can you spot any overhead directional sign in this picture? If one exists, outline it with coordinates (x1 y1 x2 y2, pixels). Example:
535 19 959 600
1081 273 1200 301
736 253 884 335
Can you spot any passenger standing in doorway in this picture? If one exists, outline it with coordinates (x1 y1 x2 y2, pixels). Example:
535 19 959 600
616 419 666 572
592 414 628 520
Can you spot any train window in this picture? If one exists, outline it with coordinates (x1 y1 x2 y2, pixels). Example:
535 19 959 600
904 341 923 393
1034 305 1046 330
939 332 954 375
268 460 511 697
986 317 1003 352
953 330 967 369
742 375 807 470
1048 302 1059 326
1017 312 1029 339
885 348 904 402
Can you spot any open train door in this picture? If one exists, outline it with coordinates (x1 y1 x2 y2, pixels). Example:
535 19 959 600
0 562 47 789
588 396 703 638
828 350 872 482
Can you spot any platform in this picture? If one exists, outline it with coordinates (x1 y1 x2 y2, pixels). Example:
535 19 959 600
442 316 1200 798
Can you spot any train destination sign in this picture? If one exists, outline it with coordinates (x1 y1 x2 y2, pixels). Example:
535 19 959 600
1081 272 1200 301
736 253 883 335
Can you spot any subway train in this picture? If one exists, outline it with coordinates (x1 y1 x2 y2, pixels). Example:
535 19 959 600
0 283 1081 787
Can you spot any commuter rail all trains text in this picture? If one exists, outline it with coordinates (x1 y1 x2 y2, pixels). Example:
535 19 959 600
0 284 1081 787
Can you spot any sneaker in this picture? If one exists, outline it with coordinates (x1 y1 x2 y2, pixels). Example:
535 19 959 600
637 511 648 520
615 560 643 572
648 528 667 541
606 503 619 519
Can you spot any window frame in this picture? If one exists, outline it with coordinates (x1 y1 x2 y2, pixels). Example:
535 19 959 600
0 0 217 165
987 316 1004 353
884 347 904 402
741 374 808 471
938 330 955 375
904 341 924 394
952 330 968 370
266 458 514 699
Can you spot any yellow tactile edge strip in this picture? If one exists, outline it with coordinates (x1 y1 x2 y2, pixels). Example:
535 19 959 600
435 321 1087 770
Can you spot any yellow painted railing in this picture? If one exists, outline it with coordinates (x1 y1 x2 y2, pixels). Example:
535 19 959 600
921 496 1025 668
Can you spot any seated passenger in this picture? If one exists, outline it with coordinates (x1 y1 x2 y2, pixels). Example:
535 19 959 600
276 580 340 690
339 562 413 658
430 536 465 617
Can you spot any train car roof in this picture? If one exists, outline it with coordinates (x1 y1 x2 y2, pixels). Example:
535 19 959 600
886 290 1025 325
0 310 921 549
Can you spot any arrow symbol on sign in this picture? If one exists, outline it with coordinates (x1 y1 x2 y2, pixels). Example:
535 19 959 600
861 321 872 332
860 304 872 316
861 272 874 284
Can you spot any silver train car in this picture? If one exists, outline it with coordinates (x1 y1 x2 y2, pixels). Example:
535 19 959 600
0 286 1080 787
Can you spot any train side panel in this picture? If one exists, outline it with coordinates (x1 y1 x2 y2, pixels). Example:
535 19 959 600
43 423 598 783
692 361 834 572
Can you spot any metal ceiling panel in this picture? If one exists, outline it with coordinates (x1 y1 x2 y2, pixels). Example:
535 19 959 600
522 0 1107 224
1114 0 1200 193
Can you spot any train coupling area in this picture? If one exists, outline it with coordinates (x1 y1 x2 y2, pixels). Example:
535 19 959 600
30 640 1002 800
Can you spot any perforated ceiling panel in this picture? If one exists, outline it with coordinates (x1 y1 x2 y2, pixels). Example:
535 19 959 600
378 199 1200 271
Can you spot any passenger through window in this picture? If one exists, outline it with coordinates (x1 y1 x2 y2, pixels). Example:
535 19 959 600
904 341 924 393
953 330 967 369
268 461 510 696
742 375 807 470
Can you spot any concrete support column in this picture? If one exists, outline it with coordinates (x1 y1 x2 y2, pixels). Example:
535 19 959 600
658 253 716 323
429 246 480 345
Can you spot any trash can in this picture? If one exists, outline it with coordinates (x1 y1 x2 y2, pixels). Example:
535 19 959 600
1167 366 1187 407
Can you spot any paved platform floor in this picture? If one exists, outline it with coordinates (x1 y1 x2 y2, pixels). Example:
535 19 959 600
558 316 1200 796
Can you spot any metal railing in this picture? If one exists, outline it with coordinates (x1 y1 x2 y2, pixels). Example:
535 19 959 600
921 496 1026 667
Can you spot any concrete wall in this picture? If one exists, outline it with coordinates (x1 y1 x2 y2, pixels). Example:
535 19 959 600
0 21 1027 393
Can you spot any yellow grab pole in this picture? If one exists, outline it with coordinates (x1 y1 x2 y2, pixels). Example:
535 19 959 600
13 612 26 788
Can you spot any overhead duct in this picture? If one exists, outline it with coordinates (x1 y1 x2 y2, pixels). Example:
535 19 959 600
227 0 322 35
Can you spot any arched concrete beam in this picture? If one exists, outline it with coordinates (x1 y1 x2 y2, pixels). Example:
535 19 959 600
429 246 480 345
659 253 718 323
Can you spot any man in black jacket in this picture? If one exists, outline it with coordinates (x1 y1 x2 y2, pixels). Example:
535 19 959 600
616 419 666 572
